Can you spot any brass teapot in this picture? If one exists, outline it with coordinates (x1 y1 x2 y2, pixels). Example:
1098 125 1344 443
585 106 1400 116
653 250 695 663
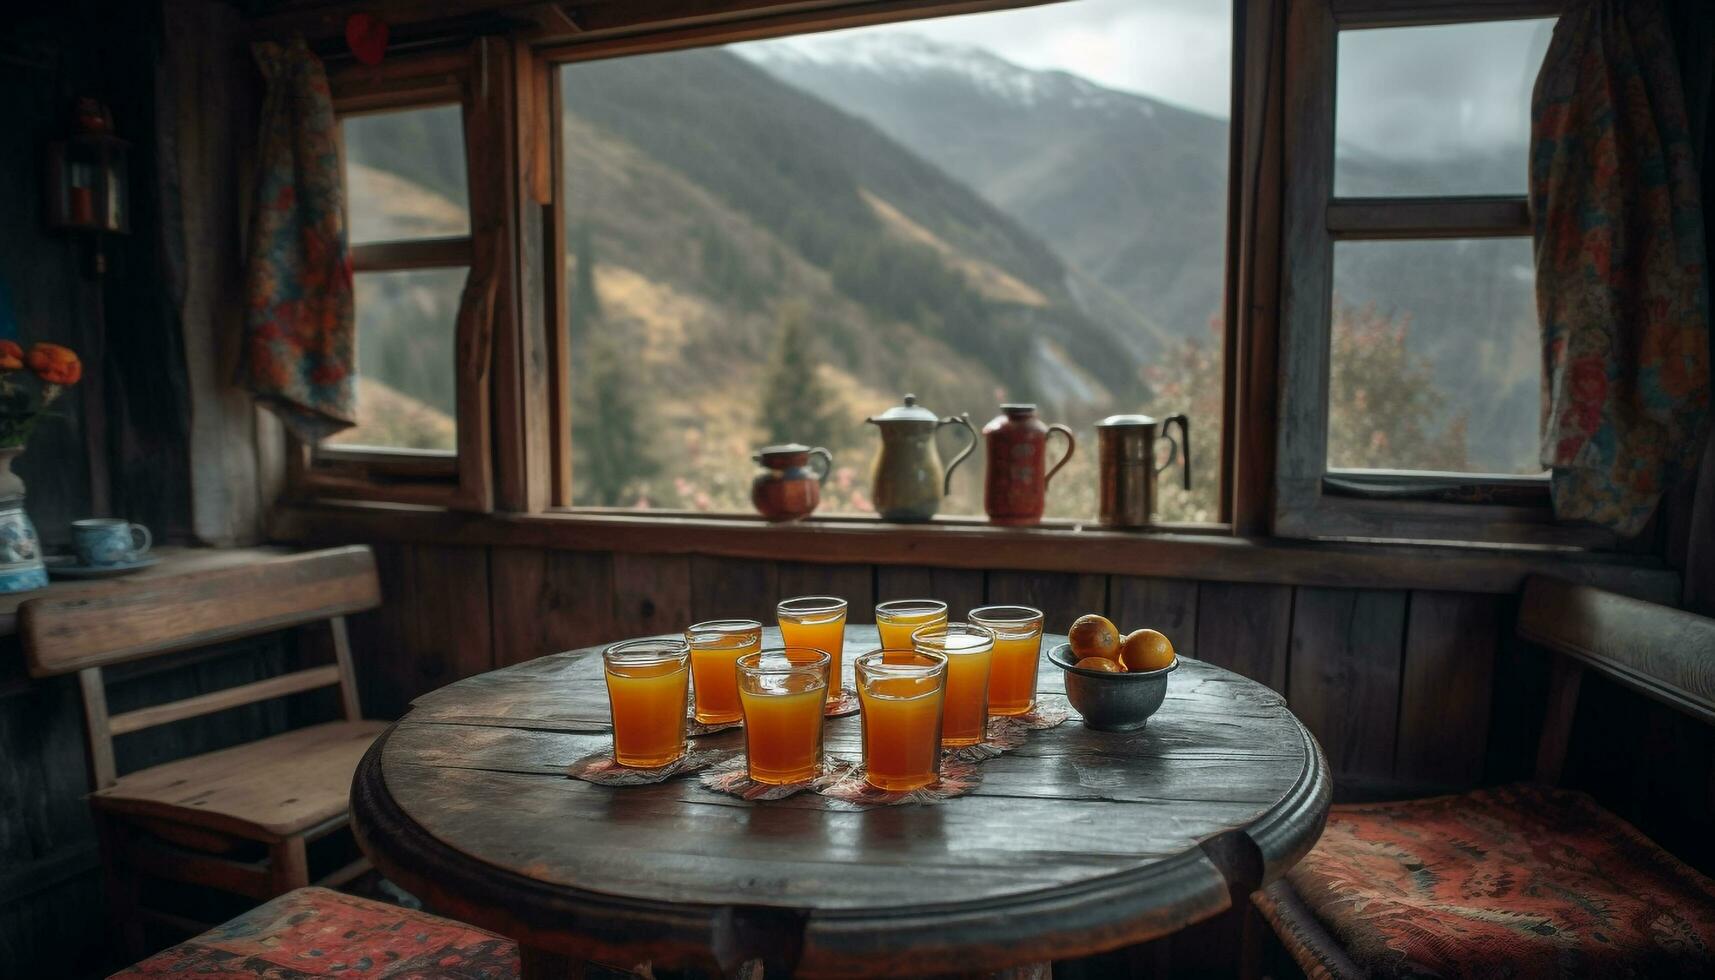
865 394 976 522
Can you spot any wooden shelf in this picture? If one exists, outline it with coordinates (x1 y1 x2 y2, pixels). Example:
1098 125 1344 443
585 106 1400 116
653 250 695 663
271 502 1681 602
0 546 291 638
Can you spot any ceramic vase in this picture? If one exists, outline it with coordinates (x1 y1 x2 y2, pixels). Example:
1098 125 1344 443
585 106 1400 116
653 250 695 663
0 446 48 593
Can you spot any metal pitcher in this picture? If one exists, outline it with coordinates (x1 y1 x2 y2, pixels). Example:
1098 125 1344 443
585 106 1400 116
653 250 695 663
865 394 976 522
1095 414 1190 528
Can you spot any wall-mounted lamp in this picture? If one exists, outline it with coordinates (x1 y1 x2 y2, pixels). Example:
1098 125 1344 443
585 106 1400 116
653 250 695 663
44 97 129 275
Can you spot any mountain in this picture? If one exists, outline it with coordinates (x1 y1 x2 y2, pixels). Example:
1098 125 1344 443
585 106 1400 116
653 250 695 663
743 34 1540 473
741 34 1230 349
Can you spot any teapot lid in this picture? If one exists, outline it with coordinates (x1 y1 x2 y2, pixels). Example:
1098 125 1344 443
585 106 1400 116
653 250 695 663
1097 413 1157 427
755 443 812 457
869 394 940 424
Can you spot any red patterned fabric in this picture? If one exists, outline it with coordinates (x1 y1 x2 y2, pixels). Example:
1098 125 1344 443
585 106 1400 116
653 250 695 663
1281 784 1715 978
111 887 518 979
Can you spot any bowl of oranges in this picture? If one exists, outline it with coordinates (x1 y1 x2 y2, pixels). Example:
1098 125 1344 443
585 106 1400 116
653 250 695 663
1048 614 1178 731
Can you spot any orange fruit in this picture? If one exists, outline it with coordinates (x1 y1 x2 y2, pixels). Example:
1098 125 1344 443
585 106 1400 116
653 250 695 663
1068 614 1121 662
1074 656 1124 673
1120 629 1175 672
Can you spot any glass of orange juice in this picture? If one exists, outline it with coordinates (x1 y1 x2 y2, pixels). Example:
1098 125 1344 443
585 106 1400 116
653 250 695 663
685 619 762 725
911 623 996 747
875 599 948 650
736 647 830 784
776 596 848 702
969 605 1045 716
854 649 948 791
602 637 691 768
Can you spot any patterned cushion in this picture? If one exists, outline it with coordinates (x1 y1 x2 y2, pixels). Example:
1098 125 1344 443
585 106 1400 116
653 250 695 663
1278 784 1715 979
110 886 518 979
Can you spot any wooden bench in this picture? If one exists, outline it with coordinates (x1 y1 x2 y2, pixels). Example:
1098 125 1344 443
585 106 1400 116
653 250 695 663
20 546 386 959
1254 575 1715 978
108 886 519 978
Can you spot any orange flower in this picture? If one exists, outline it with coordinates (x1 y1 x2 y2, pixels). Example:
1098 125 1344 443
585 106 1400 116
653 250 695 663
0 341 21 372
27 343 81 386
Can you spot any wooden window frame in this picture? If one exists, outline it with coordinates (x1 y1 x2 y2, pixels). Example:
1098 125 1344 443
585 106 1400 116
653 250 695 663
1271 0 1618 548
289 43 510 512
536 0 1252 524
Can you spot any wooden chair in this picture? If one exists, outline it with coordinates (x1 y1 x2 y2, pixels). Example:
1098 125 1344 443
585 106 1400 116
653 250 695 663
20 546 387 958
1254 576 1715 978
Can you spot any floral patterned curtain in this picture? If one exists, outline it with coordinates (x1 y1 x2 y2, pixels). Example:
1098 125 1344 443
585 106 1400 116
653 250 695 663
1532 0 1711 536
240 38 355 441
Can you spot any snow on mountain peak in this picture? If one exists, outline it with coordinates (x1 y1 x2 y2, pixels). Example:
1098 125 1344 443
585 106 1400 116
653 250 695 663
740 32 1150 115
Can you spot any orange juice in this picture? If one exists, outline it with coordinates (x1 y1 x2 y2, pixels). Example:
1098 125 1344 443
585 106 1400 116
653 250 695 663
875 600 948 650
913 624 995 747
687 620 762 725
777 597 849 702
604 658 690 768
855 650 947 791
739 676 827 783
969 606 1045 717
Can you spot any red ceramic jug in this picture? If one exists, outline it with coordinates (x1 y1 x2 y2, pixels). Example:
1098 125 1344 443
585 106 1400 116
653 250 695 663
751 444 832 522
981 404 1075 526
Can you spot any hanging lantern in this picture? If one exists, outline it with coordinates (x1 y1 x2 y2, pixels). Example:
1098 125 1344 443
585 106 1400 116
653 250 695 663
45 97 130 236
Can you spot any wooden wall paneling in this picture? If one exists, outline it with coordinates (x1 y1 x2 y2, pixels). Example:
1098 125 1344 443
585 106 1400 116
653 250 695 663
983 571 1106 634
0 666 96 879
1191 581 1291 692
490 548 615 666
610 552 694 637
347 543 494 718
1108 577 1199 654
1482 594 1550 784
688 556 779 623
104 637 291 777
874 565 984 619
1288 587 1408 783
776 563 875 622
1393 591 1498 789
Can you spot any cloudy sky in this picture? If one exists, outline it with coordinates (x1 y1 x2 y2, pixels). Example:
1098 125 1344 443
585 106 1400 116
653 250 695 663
780 0 1555 162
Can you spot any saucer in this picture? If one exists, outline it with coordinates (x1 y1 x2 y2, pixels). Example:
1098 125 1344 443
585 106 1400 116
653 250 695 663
44 555 162 579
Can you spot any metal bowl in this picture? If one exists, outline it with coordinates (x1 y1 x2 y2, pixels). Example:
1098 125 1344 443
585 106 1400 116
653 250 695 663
1048 643 1177 732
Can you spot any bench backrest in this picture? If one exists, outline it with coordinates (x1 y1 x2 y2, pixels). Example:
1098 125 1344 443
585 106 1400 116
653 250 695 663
19 546 382 789
1518 575 1715 783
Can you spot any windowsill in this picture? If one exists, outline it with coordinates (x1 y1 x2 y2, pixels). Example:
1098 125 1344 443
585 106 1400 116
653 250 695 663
269 499 1680 603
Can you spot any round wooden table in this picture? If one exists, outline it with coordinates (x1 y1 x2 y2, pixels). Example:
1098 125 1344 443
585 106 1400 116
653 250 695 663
350 626 1329 978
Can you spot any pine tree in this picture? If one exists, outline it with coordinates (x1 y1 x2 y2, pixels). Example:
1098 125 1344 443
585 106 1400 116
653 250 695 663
759 300 844 451
568 221 658 505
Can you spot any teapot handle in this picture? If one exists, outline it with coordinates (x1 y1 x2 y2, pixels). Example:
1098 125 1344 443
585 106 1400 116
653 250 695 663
1043 423 1077 489
1158 413 1191 490
939 414 977 496
808 447 833 485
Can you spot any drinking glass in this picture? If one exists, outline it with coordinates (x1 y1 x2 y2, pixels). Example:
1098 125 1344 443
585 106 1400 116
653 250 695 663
737 647 830 784
854 649 948 791
602 637 691 768
911 622 996 747
874 599 948 650
685 619 762 724
776 596 849 702
969 605 1045 716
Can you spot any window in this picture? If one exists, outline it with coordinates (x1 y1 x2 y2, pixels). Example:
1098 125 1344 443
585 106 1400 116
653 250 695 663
307 42 504 511
554 0 1232 522
334 103 470 453
1275 3 1592 546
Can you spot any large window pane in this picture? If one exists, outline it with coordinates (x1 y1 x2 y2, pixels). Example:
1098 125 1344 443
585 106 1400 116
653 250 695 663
1327 238 1540 475
343 105 470 243
560 0 1229 520
1335 19 1553 197
328 268 464 452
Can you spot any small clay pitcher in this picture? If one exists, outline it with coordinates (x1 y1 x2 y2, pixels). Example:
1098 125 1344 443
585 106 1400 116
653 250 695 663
751 444 832 522
865 394 976 522
982 404 1075 526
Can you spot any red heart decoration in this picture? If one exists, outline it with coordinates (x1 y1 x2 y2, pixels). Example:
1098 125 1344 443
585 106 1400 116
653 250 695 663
345 13 388 67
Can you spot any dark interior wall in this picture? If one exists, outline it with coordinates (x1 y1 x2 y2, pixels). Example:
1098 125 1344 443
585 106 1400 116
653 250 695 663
1 0 194 549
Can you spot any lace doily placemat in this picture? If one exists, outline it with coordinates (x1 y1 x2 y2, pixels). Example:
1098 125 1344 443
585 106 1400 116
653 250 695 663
567 744 734 785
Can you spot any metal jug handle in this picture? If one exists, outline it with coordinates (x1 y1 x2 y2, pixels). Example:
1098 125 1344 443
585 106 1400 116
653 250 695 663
1158 413 1191 490
938 414 977 496
1043 423 1077 489
808 447 833 485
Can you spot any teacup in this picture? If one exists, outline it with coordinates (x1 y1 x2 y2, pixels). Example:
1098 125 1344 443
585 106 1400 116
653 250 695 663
71 518 152 567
